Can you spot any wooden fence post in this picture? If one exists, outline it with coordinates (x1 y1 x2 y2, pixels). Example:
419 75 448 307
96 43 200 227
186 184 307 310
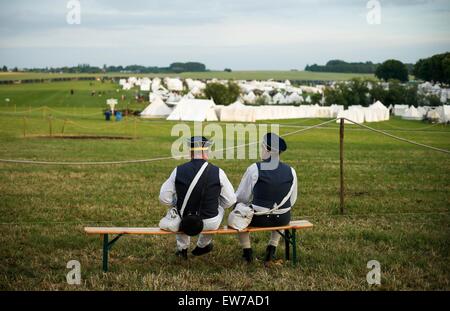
48 116 53 137
23 117 27 137
61 119 67 135
340 118 345 215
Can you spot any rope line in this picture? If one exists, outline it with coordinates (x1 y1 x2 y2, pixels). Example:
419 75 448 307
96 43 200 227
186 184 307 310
0 118 449 165
382 121 443 131
0 119 338 165
342 118 450 154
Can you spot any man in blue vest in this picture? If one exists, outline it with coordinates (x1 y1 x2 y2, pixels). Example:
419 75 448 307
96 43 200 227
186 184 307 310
235 133 298 264
160 136 236 259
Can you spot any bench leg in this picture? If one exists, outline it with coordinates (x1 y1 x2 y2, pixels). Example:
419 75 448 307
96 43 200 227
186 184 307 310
292 229 297 266
103 234 109 272
284 229 290 261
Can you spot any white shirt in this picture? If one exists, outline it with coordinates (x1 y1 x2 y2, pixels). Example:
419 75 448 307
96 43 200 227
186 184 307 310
159 165 237 210
235 163 298 214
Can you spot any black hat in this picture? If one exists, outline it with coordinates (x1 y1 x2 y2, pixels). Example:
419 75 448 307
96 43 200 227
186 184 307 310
262 133 287 153
180 213 204 236
188 136 213 151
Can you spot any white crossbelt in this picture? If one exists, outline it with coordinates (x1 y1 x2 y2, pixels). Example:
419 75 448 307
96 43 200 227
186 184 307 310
252 204 291 215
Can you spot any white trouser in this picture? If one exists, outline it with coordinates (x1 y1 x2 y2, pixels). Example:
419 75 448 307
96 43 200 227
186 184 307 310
238 231 282 249
176 207 224 251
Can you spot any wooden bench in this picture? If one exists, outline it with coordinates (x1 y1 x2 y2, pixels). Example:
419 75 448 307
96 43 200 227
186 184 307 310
84 220 313 272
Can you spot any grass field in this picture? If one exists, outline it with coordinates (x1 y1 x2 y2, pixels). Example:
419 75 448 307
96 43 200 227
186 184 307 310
0 81 449 290
0 71 375 82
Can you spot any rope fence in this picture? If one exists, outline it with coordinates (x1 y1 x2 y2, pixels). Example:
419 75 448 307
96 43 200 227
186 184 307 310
0 117 448 166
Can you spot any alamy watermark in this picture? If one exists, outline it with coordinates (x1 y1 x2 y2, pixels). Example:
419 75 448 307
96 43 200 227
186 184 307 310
366 260 381 285
66 260 81 285
366 0 381 25
170 122 281 170
66 0 81 25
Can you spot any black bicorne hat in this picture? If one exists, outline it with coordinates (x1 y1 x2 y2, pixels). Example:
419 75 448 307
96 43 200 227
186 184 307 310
262 133 287 153
188 136 213 151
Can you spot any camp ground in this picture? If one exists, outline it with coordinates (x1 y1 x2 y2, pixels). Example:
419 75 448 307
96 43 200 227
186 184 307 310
0 75 449 291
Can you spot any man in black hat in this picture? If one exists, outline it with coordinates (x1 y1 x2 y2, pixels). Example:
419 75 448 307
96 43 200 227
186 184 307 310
235 133 298 264
159 136 236 259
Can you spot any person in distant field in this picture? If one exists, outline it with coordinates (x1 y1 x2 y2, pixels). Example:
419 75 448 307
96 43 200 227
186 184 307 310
235 133 298 264
159 136 236 259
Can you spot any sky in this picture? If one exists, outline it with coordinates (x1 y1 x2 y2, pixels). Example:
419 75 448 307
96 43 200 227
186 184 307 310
0 0 449 70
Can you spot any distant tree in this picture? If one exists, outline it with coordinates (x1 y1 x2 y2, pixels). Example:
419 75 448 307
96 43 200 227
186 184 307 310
324 84 349 108
368 82 387 104
204 81 240 106
310 93 323 105
305 59 378 74
413 52 450 84
169 62 206 73
427 94 442 107
383 80 407 107
2 65 7 72
375 59 409 82
224 68 232 72
12 67 18 72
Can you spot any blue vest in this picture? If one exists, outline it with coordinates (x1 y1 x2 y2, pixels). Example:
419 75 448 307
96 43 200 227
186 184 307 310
175 159 221 219
253 159 294 210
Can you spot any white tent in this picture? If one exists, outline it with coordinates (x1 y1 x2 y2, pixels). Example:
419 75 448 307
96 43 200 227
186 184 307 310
337 106 365 124
140 96 173 118
165 78 184 92
167 99 217 122
220 101 256 122
393 105 408 117
286 93 302 104
122 83 132 90
369 100 390 121
261 92 272 105
426 108 444 123
272 93 287 104
402 106 423 120
140 83 151 92
243 92 257 104
151 78 161 92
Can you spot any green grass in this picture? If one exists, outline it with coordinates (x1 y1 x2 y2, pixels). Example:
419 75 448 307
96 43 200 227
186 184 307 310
0 71 375 82
0 81 449 290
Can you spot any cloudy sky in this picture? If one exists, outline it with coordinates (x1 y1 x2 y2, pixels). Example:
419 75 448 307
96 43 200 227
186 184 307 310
0 0 449 70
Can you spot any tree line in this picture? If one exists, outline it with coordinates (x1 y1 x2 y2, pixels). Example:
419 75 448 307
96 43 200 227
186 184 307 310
305 59 414 75
323 78 442 109
3 62 207 74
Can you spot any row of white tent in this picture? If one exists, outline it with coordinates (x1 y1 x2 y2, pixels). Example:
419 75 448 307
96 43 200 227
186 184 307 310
418 82 450 103
394 104 450 122
336 101 390 124
118 77 324 102
237 80 324 95
242 91 313 105
140 95 393 123
119 77 191 92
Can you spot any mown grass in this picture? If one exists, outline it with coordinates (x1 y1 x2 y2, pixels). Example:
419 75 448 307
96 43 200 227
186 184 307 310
0 71 375 82
0 81 449 290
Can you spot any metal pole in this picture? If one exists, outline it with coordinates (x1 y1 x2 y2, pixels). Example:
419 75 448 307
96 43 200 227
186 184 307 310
292 229 297 266
103 234 109 272
340 118 345 215
284 229 290 261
